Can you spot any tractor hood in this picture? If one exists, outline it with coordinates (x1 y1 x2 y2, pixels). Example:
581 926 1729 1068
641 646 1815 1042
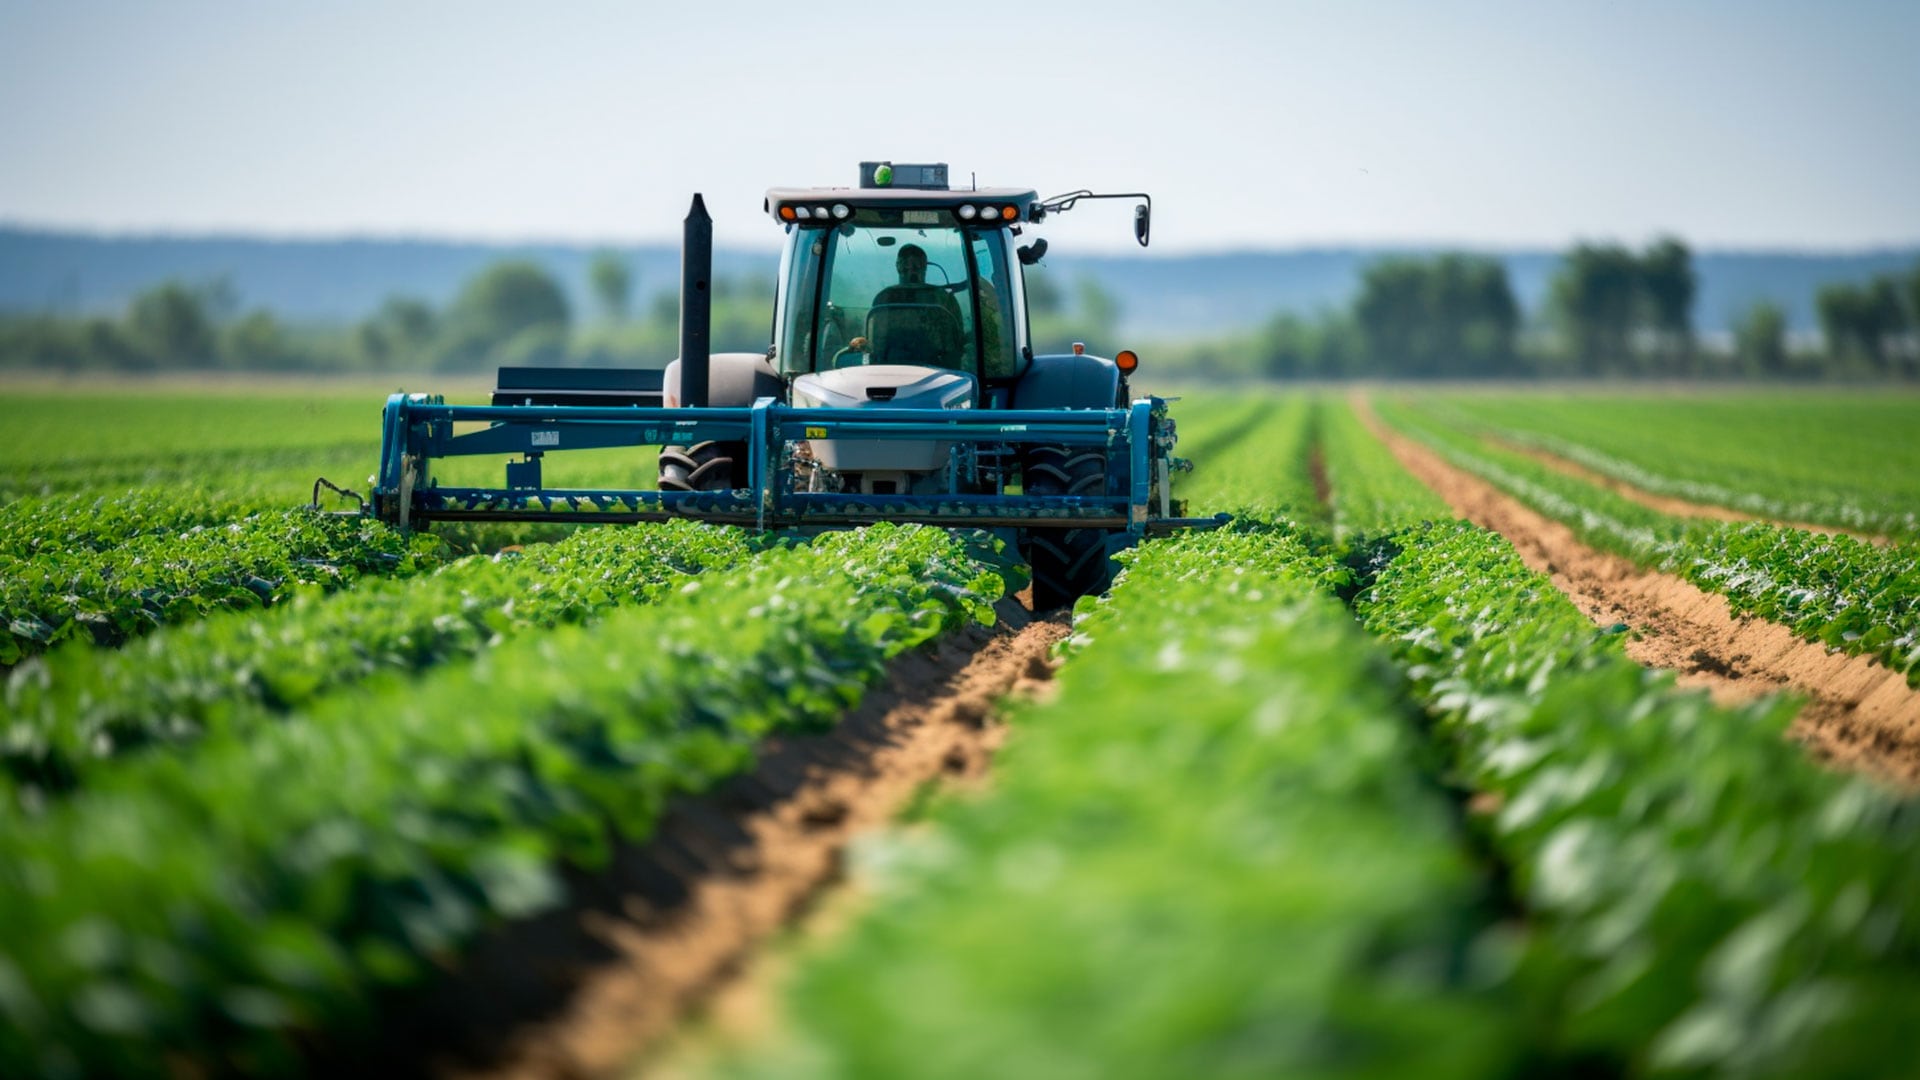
789 365 975 474
791 365 976 411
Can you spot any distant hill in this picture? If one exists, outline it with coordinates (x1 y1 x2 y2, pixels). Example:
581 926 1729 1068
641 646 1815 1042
2 226 1914 338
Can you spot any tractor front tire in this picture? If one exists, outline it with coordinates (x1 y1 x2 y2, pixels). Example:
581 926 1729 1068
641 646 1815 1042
659 440 746 492
1022 444 1115 610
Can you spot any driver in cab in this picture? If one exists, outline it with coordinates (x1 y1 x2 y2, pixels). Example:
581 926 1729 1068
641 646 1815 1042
866 244 964 367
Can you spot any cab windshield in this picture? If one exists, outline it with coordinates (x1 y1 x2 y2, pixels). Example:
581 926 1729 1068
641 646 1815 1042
775 224 1017 379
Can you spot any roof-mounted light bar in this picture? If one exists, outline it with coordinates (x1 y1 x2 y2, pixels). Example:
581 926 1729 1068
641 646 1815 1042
955 203 1021 223
762 172 1042 229
777 202 853 223
772 201 1020 229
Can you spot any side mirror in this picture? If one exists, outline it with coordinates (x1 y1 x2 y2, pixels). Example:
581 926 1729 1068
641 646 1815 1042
1133 204 1151 247
1017 238 1049 265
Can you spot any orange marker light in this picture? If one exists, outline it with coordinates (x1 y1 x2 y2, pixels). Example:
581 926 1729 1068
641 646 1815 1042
778 206 797 221
1001 205 1018 220
1115 349 1139 373
1072 342 1086 355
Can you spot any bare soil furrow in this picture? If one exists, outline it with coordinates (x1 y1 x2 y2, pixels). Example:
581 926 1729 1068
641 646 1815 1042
1485 434 1887 544
1308 442 1332 508
381 598 1068 1080
1358 397 1920 787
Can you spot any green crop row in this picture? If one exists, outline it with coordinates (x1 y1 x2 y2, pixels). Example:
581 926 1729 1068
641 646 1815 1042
1321 406 1920 1073
0 509 442 664
1318 397 1449 538
0 488 289 558
1173 390 1323 524
1431 392 1920 541
0 388 685 516
1 520 754 803
0 391 378 472
0 445 375 504
1376 398 1920 683
755 401 1920 1078
0 523 1005 1078
1350 518 1920 1075
1155 393 1274 467
751 523 1527 1080
0 389 370 504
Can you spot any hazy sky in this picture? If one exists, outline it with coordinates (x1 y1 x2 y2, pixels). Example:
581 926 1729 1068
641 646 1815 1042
2 0 1916 254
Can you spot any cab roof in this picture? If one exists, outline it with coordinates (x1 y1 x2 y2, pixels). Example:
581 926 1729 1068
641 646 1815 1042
764 186 1038 218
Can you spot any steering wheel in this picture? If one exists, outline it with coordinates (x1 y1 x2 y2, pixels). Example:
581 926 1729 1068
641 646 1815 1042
831 336 871 367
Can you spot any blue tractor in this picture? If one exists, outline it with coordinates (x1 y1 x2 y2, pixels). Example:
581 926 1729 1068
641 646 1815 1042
365 161 1222 607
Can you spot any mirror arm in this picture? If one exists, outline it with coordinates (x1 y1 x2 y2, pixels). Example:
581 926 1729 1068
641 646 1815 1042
1032 190 1154 247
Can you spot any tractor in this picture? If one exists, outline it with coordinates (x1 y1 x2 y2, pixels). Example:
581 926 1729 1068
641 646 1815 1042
360 161 1222 607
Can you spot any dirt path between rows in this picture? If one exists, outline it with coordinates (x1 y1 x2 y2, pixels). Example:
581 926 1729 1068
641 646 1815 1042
378 599 1068 1080
1485 434 1887 545
1356 396 1920 787
1308 442 1332 508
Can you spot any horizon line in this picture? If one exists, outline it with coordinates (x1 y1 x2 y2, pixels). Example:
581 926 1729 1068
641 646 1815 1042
5 219 1920 261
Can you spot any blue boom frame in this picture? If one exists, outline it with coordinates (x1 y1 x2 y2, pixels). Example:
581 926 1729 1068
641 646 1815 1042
373 393 1224 538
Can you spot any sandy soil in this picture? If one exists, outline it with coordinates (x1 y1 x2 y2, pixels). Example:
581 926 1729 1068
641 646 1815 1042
359 598 1069 1079
1488 435 1887 545
1357 397 1920 787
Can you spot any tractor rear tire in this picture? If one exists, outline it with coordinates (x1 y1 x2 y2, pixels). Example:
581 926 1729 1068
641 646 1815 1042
1022 444 1115 610
659 440 746 492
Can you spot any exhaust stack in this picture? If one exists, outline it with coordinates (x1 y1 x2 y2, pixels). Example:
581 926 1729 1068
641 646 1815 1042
679 193 712 407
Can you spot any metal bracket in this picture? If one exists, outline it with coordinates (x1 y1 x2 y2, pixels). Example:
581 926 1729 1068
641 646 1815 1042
310 477 366 513
1126 399 1152 534
506 453 544 490
398 456 416 531
750 396 774 531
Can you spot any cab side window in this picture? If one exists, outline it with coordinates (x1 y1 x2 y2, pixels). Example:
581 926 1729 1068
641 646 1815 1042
971 234 1016 379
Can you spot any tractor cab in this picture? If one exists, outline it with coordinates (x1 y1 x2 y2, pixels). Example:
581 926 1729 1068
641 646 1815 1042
764 177 1037 394
757 170 1052 496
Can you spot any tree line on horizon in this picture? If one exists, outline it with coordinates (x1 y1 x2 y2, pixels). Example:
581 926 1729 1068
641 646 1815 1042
0 245 1915 380
0 252 1122 377
0 254 771 376
1194 240 1920 381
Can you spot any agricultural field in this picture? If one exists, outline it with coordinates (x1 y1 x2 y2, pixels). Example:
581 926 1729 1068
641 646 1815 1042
1428 392 1920 541
2 379 1919 1078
